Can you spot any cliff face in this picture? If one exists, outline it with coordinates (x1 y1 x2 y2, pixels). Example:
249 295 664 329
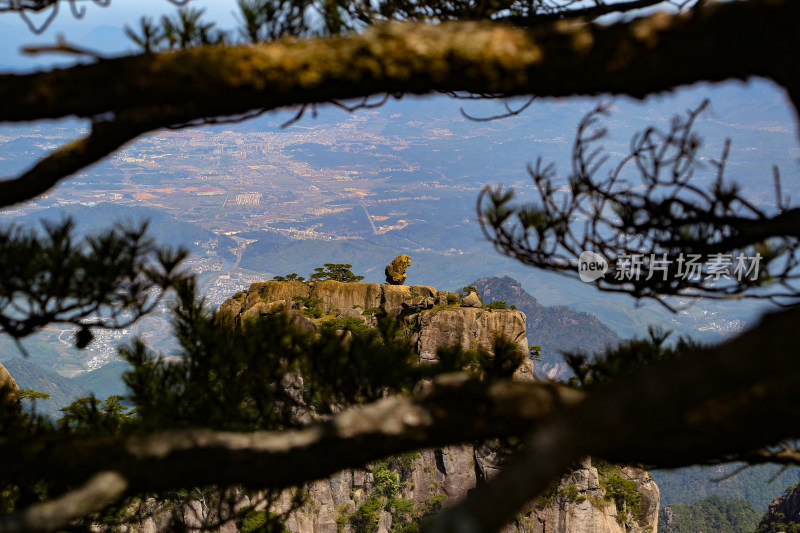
97 280 658 533
510 460 660 533
121 451 659 533
472 277 620 380
211 280 659 533
260 452 659 533
756 483 800 532
218 280 433 325
0 362 19 405
218 280 534 380
413 305 527 360
0 362 18 392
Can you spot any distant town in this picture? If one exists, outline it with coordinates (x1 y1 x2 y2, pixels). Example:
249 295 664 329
0 100 785 375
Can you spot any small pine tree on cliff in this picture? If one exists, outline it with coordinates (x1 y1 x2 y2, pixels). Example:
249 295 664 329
309 263 365 283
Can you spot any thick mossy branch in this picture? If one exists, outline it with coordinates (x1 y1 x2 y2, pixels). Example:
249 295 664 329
0 116 155 208
1 1 797 206
0 472 128 533
0 375 584 493
0 0 798 125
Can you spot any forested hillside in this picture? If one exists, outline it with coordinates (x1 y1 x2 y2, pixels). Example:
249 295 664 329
1 358 85 417
0 358 130 418
654 464 800 511
659 495 761 533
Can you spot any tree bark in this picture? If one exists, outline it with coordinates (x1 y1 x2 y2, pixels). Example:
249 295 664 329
2 0 797 206
0 0 797 125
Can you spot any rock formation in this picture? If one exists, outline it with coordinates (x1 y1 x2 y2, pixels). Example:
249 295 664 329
385 254 412 285
757 483 800 532
0 362 19 405
208 280 660 532
110 450 659 533
243 450 658 533
217 280 533 381
472 276 620 380
461 290 482 308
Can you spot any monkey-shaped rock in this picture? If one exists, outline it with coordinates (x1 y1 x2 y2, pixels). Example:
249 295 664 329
385 254 411 285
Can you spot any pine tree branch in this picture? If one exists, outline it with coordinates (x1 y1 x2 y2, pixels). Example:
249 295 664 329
0 0 797 125
507 0 671 24
0 114 153 207
0 0 796 205
0 472 128 533
0 376 584 493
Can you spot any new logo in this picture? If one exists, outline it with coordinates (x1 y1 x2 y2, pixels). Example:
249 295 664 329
578 251 608 282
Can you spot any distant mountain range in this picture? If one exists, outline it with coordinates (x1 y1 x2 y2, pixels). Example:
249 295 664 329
6 203 237 261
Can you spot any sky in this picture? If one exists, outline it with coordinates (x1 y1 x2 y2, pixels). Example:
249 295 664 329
0 0 239 70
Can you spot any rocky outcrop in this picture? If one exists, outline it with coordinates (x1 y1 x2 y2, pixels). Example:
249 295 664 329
219 280 533 381
0 362 19 405
410 306 528 363
385 254 412 285
0 363 18 392
201 281 657 533
757 483 800 532
111 450 658 533
219 280 440 326
461 291 482 308
508 460 660 533
381 284 437 317
472 276 620 379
